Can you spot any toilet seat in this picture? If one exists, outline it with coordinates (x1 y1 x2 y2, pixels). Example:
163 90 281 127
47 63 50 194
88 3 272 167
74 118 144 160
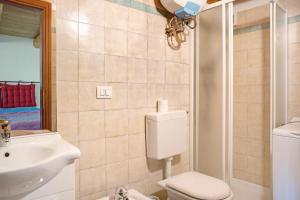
159 172 233 200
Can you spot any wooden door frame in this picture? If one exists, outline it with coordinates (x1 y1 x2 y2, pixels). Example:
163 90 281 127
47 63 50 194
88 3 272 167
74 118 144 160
0 0 52 130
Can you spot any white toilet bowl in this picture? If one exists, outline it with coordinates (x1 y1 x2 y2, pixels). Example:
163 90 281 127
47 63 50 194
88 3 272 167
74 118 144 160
158 172 233 200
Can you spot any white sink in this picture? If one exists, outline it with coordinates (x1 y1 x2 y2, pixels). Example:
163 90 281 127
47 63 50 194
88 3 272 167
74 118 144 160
0 133 80 199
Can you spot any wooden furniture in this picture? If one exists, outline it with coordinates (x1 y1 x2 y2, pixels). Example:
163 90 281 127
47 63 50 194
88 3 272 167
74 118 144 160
207 0 221 4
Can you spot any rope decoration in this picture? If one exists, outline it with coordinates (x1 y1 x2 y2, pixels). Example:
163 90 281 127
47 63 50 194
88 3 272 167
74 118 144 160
165 16 197 50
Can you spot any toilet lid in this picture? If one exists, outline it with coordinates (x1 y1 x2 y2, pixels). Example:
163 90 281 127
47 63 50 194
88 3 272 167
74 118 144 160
166 172 231 200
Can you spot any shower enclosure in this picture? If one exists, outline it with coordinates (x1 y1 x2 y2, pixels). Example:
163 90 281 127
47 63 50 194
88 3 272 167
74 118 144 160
194 0 287 199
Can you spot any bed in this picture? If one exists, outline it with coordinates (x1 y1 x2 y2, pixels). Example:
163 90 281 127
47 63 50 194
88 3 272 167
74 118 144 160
0 107 41 130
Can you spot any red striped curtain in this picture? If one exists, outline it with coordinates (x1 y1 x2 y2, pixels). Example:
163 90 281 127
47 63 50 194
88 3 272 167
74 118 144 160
0 83 37 108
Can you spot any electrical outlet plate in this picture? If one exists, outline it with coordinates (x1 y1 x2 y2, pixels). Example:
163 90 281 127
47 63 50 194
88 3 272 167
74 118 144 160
96 86 112 99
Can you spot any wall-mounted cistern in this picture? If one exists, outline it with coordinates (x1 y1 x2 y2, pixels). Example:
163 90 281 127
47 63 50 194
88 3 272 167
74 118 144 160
0 120 10 145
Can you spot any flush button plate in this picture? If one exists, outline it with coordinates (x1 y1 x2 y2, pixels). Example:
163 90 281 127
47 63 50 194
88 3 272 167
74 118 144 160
97 86 112 99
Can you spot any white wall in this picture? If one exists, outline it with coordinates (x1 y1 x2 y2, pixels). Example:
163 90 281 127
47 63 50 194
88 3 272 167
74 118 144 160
0 34 40 82
0 34 41 106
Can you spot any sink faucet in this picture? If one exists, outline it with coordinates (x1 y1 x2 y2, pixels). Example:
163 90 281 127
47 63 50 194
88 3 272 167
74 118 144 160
0 120 10 145
115 187 129 200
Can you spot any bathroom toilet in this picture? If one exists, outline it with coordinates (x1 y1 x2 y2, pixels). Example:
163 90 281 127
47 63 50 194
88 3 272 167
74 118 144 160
146 109 233 200
159 172 233 200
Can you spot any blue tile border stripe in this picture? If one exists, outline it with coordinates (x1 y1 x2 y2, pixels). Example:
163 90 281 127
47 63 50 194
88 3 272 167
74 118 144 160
106 0 300 34
234 22 270 35
288 14 300 24
235 14 300 35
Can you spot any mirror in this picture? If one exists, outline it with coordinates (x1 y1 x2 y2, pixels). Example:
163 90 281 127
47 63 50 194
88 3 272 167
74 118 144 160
0 0 54 132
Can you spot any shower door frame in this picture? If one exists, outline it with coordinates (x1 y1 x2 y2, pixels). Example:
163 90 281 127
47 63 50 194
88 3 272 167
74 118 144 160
270 1 288 198
193 0 234 182
194 0 288 191
227 0 287 196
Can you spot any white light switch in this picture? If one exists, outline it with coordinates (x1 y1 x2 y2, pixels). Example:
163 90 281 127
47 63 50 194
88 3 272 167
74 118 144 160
97 86 112 99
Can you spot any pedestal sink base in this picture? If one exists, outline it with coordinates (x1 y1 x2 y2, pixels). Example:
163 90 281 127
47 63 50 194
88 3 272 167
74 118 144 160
1 164 75 200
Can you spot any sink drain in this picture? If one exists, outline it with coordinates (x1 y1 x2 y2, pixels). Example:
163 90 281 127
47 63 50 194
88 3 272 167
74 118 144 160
4 152 10 157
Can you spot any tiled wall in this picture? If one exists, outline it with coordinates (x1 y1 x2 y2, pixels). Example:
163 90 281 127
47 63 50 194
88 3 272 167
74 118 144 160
233 5 271 187
53 0 192 199
288 17 300 119
233 2 300 187
278 0 300 121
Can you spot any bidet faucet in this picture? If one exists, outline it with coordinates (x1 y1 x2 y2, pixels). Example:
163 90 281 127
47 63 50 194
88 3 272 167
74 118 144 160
115 187 129 200
0 120 10 145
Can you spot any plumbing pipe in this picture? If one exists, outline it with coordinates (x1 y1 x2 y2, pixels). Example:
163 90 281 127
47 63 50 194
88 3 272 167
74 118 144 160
164 157 173 179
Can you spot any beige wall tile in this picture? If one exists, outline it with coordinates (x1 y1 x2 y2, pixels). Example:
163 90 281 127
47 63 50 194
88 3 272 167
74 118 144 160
234 51 247 69
129 133 146 159
79 24 104 54
289 43 300 64
80 191 107 200
147 84 165 107
80 139 105 169
165 85 189 106
180 40 191 64
79 0 104 26
165 44 181 63
288 64 300 84
147 60 165 84
247 30 266 50
80 166 106 197
128 180 148 195
128 84 148 108
57 50 78 81
148 35 165 60
247 103 265 123
233 120 247 138
104 83 128 110
288 22 300 44
57 81 78 113
234 137 249 155
247 139 264 158
106 135 128 164
234 33 248 51
234 154 248 171
105 29 127 56
79 52 104 82
104 2 128 31
128 109 147 134
288 85 300 105
128 58 147 83
247 67 265 85
106 161 129 189
166 62 189 84
79 111 105 141
56 0 78 21
247 86 265 104
56 19 78 51
55 0 194 197
57 112 78 143
234 67 248 86
128 33 147 59
234 103 247 121
105 110 128 137
288 105 300 120
79 82 104 111
105 55 127 83
128 8 148 34
148 13 166 37
129 157 149 183
247 48 265 67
